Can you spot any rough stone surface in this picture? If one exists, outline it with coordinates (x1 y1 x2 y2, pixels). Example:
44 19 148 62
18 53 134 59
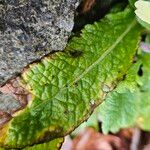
0 0 80 86
0 93 20 114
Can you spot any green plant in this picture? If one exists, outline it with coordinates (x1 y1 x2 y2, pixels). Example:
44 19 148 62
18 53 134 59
0 1 149 149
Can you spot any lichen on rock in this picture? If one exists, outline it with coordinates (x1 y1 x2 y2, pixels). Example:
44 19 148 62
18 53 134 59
0 0 80 86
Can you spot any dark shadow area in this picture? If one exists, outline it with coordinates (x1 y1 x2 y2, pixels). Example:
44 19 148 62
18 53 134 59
73 0 128 32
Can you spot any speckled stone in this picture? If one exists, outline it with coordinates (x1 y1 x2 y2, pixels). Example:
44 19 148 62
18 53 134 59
0 0 80 86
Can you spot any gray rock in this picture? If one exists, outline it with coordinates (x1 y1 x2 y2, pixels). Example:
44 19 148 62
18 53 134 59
0 93 20 114
0 92 21 127
0 0 80 86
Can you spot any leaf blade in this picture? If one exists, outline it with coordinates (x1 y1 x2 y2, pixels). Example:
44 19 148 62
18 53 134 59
0 8 142 148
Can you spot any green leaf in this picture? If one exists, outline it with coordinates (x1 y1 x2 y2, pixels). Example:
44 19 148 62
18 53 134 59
100 91 139 134
137 54 150 130
132 55 150 131
23 138 63 150
0 138 63 150
0 8 142 149
98 53 150 133
98 62 141 134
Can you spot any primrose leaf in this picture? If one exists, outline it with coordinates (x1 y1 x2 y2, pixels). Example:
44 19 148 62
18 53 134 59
0 8 142 149
0 138 63 150
98 62 141 134
98 53 150 134
23 138 63 150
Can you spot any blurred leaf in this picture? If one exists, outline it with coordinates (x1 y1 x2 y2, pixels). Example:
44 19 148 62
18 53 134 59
98 53 150 133
99 62 141 134
137 54 150 130
135 0 150 30
146 34 150 43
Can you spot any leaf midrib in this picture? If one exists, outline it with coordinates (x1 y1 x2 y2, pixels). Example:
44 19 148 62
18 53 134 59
23 19 137 111
71 19 137 85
